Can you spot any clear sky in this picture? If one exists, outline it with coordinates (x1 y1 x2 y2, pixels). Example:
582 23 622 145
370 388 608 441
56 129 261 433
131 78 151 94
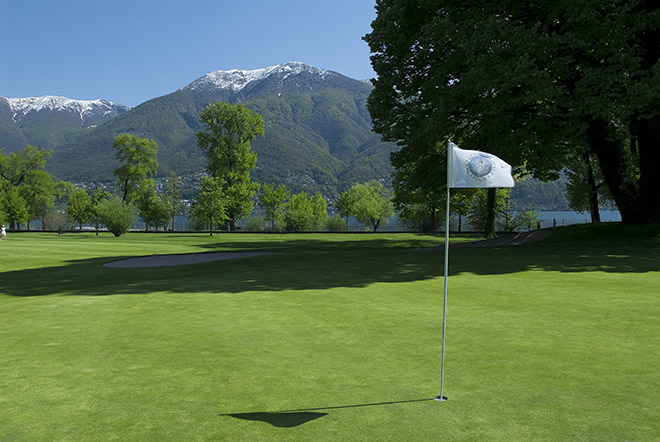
0 0 377 107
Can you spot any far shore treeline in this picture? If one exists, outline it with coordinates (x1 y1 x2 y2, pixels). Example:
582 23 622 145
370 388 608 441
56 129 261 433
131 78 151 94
0 103 611 236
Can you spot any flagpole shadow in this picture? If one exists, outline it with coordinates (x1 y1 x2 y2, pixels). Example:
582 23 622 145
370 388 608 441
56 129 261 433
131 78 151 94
220 398 435 428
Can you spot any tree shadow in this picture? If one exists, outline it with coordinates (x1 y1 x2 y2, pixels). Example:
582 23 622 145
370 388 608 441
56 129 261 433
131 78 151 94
225 412 327 428
1 232 658 298
220 398 433 428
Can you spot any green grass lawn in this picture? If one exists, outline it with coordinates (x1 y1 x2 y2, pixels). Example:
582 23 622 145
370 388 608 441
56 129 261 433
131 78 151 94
1 226 659 441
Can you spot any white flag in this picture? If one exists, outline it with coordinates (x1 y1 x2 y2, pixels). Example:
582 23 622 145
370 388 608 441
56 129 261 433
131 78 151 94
447 141 515 188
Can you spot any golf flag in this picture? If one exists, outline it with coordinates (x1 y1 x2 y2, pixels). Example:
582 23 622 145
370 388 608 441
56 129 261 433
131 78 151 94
448 141 515 188
436 141 515 403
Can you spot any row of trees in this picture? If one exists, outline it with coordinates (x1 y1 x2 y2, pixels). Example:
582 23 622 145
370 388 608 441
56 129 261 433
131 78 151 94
365 0 660 229
0 146 62 231
1 98 550 236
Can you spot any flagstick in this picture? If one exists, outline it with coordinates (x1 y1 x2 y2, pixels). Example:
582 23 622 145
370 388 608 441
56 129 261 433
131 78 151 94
435 184 450 402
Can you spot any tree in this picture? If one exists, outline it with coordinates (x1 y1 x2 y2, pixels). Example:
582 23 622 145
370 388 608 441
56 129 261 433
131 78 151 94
95 196 137 237
564 150 615 223
349 181 394 232
113 134 158 203
258 183 290 231
334 190 357 230
466 188 511 234
21 170 56 230
137 180 170 231
1 186 29 231
309 193 328 231
190 176 227 236
163 171 183 231
365 1 660 225
197 102 264 230
281 192 327 232
66 188 94 230
90 188 110 235
450 189 478 233
0 146 56 230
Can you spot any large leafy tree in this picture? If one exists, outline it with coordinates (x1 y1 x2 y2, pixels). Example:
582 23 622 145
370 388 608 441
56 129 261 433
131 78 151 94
365 0 660 225
1 186 29 230
0 146 56 230
197 102 264 229
113 134 158 203
20 169 55 230
190 176 227 236
66 188 94 230
258 183 290 231
349 180 394 232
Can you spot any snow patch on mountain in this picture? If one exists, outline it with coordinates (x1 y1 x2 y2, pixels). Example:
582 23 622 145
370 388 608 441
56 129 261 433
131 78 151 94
186 61 335 92
5 96 130 123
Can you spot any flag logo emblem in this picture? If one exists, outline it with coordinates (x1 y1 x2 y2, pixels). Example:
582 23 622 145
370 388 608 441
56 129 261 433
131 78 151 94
467 154 493 180
448 141 514 188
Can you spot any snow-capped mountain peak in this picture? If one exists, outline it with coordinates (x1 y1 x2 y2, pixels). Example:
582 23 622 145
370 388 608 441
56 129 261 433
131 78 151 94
185 61 336 92
4 95 130 125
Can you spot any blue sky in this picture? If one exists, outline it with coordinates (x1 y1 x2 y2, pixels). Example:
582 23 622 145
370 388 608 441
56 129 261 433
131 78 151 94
0 0 377 107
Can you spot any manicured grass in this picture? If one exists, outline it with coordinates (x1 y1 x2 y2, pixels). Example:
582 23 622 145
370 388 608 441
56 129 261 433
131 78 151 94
0 227 658 441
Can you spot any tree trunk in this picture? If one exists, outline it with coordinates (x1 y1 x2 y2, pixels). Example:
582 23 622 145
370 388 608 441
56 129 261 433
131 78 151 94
587 118 642 224
583 153 601 223
122 179 129 202
485 188 497 238
636 115 660 224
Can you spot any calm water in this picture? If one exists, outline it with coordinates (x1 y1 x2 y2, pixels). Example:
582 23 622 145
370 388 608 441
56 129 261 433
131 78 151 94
26 210 622 232
136 210 624 232
537 210 621 228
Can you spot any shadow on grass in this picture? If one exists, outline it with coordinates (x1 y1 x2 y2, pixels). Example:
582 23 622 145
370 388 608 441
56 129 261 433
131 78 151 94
221 398 433 428
225 412 327 428
1 230 659 297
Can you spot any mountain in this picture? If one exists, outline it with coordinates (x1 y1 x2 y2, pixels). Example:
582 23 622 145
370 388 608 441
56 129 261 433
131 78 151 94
0 96 130 152
45 62 396 196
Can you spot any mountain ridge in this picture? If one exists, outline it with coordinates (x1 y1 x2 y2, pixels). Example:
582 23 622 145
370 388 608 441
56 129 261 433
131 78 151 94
0 95 130 152
3 62 394 196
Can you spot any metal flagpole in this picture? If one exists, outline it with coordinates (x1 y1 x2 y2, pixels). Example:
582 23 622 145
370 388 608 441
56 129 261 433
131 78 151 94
435 184 450 402
436 142 452 402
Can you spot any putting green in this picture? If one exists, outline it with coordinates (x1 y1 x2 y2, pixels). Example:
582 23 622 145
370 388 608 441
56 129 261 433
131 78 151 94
0 227 658 441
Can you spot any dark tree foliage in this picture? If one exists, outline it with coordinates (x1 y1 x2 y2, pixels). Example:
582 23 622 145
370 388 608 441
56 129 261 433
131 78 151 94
365 0 660 225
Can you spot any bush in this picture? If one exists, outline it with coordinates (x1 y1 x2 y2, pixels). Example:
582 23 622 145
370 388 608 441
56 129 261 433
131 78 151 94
245 215 266 232
282 192 327 231
42 210 69 233
326 214 346 231
96 197 137 237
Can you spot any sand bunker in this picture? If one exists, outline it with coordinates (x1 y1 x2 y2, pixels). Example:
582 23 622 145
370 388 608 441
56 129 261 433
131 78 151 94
103 251 278 268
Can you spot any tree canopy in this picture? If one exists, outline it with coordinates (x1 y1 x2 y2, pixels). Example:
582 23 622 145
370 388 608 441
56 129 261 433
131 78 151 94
0 146 58 230
112 134 158 203
365 0 660 225
349 180 394 232
190 176 227 236
197 102 264 229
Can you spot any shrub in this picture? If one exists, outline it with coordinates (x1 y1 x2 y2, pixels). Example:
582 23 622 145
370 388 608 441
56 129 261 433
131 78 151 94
326 214 346 231
245 215 266 232
96 196 137 237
